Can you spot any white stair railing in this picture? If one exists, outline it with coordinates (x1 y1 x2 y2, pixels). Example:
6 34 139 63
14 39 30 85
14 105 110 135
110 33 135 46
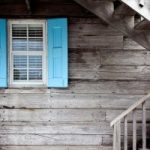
111 93 150 150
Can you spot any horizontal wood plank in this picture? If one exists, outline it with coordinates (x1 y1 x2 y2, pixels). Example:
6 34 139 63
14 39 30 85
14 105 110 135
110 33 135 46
0 122 112 135
70 65 150 81
0 146 113 150
101 50 149 66
0 109 105 122
0 121 149 136
123 37 145 49
0 93 147 109
106 109 150 121
1 81 150 94
0 108 149 122
69 35 123 49
0 134 103 145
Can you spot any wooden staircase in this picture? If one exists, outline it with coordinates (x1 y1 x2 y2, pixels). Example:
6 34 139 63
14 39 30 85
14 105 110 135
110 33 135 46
73 0 150 50
111 93 150 150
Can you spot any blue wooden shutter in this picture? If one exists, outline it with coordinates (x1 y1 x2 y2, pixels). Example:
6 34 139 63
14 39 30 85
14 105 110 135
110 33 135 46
0 19 7 88
48 18 68 88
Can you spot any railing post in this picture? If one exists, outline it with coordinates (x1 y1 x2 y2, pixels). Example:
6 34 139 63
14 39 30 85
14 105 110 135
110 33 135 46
113 120 121 150
124 116 128 150
142 102 146 149
133 110 137 150
111 93 150 150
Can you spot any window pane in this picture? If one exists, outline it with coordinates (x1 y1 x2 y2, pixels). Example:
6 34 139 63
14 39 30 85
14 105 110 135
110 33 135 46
12 38 27 51
13 55 27 81
29 38 43 51
13 55 27 68
29 56 42 68
14 69 27 80
11 22 45 84
12 24 27 37
28 24 43 37
29 56 42 80
29 69 42 80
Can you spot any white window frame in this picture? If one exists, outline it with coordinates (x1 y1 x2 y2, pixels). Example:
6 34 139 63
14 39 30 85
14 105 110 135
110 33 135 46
9 19 47 87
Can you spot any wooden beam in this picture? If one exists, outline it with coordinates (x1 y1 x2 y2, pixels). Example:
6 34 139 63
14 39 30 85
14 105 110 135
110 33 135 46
113 3 136 16
142 102 147 150
0 3 94 17
74 0 130 33
74 0 150 50
112 3 135 32
74 0 114 22
135 20 150 30
25 0 31 14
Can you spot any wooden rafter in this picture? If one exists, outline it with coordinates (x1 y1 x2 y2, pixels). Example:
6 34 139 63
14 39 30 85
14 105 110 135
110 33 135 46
73 0 150 50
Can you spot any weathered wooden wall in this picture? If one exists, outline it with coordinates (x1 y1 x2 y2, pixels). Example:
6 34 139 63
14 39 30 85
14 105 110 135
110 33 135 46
0 1 150 150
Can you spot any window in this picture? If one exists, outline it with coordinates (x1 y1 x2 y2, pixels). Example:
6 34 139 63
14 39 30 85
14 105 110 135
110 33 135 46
9 20 47 87
0 18 68 88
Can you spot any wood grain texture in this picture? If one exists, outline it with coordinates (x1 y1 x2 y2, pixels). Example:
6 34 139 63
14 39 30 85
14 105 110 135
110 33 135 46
0 122 112 135
0 93 146 109
0 121 147 136
0 146 113 150
0 8 149 149
0 109 105 122
1 81 150 95
0 134 103 145
0 108 149 122
69 35 123 49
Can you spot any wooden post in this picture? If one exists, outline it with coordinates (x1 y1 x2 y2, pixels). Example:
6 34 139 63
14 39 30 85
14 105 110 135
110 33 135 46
124 117 128 150
132 110 137 150
142 102 146 149
113 121 121 150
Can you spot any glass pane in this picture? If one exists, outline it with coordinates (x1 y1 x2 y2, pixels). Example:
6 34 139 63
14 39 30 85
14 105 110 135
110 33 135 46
29 56 42 68
12 24 27 37
12 38 27 51
13 55 27 68
13 55 27 81
11 22 44 83
29 38 43 51
29 69 42 80
28 24 43 37
14 69 27 80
